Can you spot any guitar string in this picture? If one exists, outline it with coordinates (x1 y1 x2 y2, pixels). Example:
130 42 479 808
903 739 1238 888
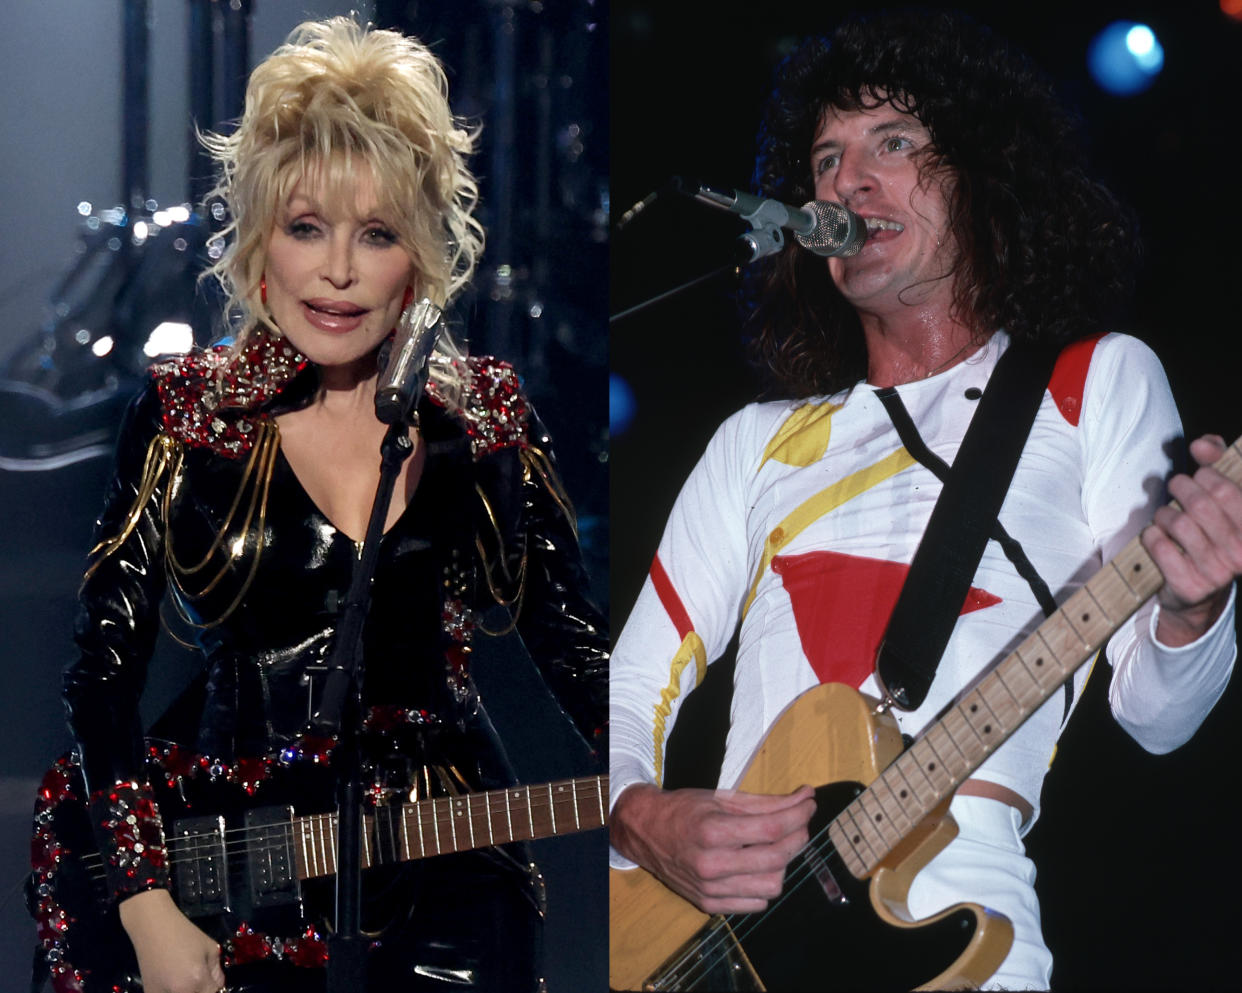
666 731 1052 982
661 757 980 990
71 786 606 883
658 759 989 986
79 784 603 853
659 769 943 991
653 816 842 989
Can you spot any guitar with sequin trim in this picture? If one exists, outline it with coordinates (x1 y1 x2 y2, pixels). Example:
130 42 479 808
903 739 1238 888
608 431 1227 990
29 739 607 993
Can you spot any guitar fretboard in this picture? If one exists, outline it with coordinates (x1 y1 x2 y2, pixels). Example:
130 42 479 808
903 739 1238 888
828 441 1242 879
293 775 607 879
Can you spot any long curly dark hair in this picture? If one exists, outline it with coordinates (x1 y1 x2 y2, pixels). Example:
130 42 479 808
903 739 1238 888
745 9 1140 398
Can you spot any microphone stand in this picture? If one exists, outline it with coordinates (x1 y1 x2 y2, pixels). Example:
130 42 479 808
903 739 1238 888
311 418 416 992
608 180 779 326
608 261 741 325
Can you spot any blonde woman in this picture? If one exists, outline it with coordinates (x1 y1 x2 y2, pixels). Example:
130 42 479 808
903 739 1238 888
56 18 605 993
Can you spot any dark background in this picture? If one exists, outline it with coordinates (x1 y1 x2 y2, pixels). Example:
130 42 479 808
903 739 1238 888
612 2 1242 990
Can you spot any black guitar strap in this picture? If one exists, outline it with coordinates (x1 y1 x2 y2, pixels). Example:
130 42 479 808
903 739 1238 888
873 340 1062 714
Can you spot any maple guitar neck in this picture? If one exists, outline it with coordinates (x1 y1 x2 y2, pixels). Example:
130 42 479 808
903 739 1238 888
828 439 1242 880
290 774 608 880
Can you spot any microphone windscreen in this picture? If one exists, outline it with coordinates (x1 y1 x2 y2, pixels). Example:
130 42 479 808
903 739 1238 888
795 201 867 258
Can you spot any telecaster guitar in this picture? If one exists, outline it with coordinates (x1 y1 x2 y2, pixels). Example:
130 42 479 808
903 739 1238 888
29 743 607 993
610 439 1242 991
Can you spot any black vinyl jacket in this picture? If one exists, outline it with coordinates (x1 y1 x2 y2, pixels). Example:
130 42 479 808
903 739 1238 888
63 350 608 903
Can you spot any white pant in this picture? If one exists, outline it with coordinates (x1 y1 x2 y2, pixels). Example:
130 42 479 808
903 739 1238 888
906 794 1053 991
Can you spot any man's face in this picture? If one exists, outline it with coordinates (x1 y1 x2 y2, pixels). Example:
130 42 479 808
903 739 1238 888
810 101 957 317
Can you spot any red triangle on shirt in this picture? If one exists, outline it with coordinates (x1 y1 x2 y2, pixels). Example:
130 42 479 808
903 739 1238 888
771 550 1001 689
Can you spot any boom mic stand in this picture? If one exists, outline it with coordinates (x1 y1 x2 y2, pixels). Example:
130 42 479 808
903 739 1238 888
309 302 442 991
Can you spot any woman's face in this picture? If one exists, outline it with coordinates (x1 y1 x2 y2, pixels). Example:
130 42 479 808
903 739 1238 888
263 168 416 378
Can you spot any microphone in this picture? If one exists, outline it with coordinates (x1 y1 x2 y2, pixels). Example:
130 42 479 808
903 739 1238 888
375 297 442 425
690 182 867 261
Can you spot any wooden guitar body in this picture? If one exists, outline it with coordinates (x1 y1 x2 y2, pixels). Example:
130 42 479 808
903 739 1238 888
610 683 1012 991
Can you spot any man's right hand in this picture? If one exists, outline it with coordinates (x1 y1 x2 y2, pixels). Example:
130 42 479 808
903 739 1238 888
118 888 226 993
610 782 816 914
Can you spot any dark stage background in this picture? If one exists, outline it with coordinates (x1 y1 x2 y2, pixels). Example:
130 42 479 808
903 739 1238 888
612 2 1242 991
0 1 606 990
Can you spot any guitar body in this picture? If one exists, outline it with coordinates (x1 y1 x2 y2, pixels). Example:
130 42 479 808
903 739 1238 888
32 743 607 992
32 749 383 992
609 683 1013 991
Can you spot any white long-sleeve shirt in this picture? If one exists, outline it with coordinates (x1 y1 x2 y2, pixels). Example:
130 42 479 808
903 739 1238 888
610 331 1235 869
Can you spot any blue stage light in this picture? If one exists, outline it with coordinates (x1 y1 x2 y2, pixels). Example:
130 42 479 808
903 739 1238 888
1088 21 1165 96
610 373 637 437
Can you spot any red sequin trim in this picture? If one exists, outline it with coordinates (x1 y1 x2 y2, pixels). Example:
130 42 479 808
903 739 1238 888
152 325 308 457
30 755 81 986
230 755 273 796
150 741 209 785
222 922 330 969
47 964 86 993
226 921 276 966
363 705 439 733
426 356 530 459
285 925 330 968
89 781 169 898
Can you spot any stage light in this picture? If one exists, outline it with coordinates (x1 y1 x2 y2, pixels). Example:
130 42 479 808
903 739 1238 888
91 336 115 357
610 373 637 437
1088 21 1164 96
1225 0 1242 22
143 321 193 357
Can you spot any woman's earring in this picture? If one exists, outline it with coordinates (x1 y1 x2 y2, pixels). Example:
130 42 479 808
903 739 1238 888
401 285 415 311
260 274 268 307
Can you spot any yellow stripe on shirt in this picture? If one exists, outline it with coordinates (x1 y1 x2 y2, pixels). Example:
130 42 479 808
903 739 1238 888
741 447 916 618
652 631 707 786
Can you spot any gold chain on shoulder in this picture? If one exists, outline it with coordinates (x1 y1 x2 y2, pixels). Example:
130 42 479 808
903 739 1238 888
521 444 578 539
83 433 183 584
166 419 280 629
473 444 577 636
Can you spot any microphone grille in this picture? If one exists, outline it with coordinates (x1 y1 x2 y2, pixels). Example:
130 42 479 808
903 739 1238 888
795 200 866 258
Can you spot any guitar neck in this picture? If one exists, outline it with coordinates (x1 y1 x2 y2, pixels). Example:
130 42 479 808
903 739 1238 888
291 774 608 880
829 439 1242 879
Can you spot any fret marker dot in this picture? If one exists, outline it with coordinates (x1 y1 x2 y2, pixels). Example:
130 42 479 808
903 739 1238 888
928 762 937 771
852 834 861 844
874 814 883 822
1081 613 1090 623
983 725 992 734
970 704 978 713
1035 658 1044 666
899 790 908 799
1133 563 1142 572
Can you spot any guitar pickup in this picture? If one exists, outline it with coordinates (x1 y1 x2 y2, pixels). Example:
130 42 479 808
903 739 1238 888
804 849 848 906
244 806 301 910
170 814 230 919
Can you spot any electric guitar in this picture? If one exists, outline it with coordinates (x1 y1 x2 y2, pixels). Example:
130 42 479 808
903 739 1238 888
30 741 607 993
610 441 1242 991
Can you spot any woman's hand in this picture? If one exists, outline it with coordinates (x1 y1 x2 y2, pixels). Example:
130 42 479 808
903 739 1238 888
118 889 226 993
610 782 815 914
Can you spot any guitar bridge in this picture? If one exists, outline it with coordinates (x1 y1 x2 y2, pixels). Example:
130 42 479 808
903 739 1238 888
645 917 764 991
170 814 230 919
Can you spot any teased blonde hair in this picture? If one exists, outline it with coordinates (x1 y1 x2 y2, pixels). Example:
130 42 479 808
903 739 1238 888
201 17 484 386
